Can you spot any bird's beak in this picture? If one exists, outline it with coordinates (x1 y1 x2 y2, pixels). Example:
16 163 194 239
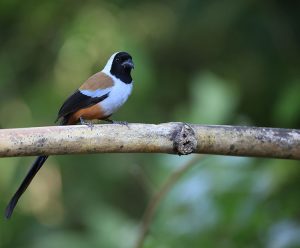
121 58 134 69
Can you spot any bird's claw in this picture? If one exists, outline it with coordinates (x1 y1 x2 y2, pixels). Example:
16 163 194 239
113 121 128 126
105 119 129 128
80 117 94 130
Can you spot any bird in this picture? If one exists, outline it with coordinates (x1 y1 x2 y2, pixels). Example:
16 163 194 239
5 51 135 219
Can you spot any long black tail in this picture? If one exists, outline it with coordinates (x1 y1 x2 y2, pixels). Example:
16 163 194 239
5 155 49 219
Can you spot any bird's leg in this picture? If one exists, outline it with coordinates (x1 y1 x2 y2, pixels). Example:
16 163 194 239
104 118 129 126
80 117 94 130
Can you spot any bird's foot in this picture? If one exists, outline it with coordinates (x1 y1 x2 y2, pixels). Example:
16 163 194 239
80 117 94 130
114 121 129 126
105 119 129 127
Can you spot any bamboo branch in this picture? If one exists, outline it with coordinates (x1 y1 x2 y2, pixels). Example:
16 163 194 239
0 123 299 159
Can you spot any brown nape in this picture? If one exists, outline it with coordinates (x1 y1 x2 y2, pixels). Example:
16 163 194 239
79 72 114 90
67 104 106 124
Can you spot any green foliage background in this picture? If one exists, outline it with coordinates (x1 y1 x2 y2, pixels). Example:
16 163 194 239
0 1 300 247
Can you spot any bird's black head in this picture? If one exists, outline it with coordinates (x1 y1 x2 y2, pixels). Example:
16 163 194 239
110 52 134 84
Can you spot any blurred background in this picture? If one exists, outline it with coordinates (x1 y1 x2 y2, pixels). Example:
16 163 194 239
0 0 300 247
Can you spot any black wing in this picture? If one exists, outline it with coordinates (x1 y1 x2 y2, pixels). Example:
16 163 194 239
55 90 109 123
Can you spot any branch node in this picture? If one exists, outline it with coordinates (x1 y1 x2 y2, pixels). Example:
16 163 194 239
172 123 197 155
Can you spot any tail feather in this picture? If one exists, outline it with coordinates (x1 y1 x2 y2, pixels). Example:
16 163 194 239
5 155 48 219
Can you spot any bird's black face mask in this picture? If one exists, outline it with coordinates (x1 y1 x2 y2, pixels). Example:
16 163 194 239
110 52 134 84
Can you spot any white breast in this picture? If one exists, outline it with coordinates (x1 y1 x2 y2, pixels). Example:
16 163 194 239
100 76 133 116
